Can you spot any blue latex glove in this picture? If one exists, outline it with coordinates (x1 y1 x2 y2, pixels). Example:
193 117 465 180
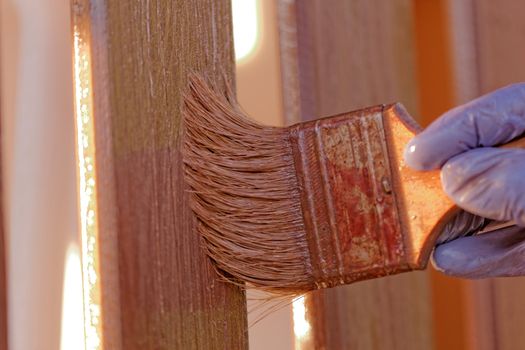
404 84 525 277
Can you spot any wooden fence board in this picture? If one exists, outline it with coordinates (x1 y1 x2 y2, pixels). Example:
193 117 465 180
0 119 5 350
71 1 248 349
448 1 525 349
278 1 434 349
0 30 7 350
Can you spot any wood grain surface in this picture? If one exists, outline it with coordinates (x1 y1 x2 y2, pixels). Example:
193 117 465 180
277 0 301 125
0 38 7 350
71 1 248 349
0 100 6 350
447 1 525 349
278 1 434 349
0 209 5 350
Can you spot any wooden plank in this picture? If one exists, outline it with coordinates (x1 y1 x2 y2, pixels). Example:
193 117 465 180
278 0 418 124
277 0 301 125
0 23 6 350
472 1 525 91
0 13 7 350
447 1 525 349
0 86 5 350
71 1 248 349
0 11 9 348
278 1 434 349
413 1 525 349
0 205 5 350
0 214 5 350
0 76 5 348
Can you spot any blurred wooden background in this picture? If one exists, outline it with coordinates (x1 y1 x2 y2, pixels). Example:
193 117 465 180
277 1 525 349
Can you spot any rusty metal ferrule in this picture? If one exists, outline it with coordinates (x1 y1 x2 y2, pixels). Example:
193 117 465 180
288 105 410 289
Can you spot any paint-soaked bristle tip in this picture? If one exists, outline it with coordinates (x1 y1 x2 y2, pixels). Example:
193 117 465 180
183 74 312 295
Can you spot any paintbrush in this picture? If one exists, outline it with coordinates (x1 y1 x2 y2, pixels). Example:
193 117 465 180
183 75 525 296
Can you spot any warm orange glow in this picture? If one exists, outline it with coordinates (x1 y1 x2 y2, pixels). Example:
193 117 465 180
73 25 102 350
232 0 260 62
293 296 311 347
60 244 85 350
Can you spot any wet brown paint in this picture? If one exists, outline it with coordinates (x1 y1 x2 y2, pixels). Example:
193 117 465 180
183 76 487 296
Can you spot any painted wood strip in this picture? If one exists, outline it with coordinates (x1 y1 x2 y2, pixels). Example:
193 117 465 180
71 1 248 349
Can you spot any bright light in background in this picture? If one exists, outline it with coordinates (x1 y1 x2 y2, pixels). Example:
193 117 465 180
73 24 102 350
232 0 260 61
293 296 311 341
60 245 85 350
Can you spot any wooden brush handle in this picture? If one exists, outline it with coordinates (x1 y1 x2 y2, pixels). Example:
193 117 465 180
502 135 525 149
383 104 525 269
288 104 525 289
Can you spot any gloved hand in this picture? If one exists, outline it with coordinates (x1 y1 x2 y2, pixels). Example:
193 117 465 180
404 83 525 278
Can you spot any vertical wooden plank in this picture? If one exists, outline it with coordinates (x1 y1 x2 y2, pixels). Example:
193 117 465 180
0 201 5 350
472 1 525 91
414 1 525 349
413 1 457 127
278 1 434 349
447 1 525 349
0 77 5 350
277 0 301 125
0 20 7 350
71 1 248 349
0 216 5 350
0 14 9 349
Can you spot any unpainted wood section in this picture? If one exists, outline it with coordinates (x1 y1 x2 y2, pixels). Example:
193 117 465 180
72 1 248 349
278 1 434 349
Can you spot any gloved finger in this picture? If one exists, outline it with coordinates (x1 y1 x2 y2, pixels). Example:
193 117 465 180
436 210 489 245
441 148 525 226
404 83 525 170
432 225 525 278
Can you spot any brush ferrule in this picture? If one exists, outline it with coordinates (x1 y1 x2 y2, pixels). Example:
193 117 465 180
289 105 410 288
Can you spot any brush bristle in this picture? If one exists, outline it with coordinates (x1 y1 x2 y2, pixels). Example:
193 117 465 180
183 75 312 295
